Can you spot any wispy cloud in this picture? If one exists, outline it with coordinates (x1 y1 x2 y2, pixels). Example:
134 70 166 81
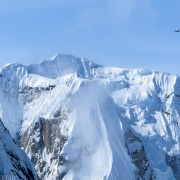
107 0 137 22
63 0 155 36
106 0 156 23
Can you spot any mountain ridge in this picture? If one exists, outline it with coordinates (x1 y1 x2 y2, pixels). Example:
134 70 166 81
0 54 180 179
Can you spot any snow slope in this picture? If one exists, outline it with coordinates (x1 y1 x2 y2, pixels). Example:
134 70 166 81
0 118 38 180
0 54 180 180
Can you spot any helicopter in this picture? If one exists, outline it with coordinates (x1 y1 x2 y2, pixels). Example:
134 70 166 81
175 30 180 32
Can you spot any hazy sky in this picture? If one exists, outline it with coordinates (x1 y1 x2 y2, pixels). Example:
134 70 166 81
1 0 180 75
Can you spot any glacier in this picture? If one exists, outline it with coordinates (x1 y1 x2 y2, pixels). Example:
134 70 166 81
0 53 180 179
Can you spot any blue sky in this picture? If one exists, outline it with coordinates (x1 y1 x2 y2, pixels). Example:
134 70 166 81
0 0 180 75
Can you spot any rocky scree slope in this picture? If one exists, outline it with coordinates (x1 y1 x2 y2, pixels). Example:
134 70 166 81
0 54 180 180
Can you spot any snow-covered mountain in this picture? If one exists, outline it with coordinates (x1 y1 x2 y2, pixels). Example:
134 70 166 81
0 53 180 180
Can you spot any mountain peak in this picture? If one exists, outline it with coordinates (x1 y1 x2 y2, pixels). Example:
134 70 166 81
0 54 103 79
50 53 75 60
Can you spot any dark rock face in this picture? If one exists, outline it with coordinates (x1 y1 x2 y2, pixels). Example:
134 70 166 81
20 109 68 180
19 85 56 104
124 129 155 180
166 154 180 180
0 119 38 180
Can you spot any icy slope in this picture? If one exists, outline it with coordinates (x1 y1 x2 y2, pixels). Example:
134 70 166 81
0 54 180 179
0 118 38 179
18 75 135 180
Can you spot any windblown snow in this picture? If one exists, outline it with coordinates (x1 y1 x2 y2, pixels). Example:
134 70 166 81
0 53 180 180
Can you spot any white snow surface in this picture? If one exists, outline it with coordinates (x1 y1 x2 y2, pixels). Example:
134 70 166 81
0 54 180 179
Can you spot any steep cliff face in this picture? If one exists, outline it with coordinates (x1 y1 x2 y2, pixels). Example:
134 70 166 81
18 76 135 180
1 54 180 179
124 129 155 180
20 114 68 179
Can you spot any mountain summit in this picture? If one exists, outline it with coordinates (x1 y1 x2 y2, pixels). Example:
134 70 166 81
0 54 180 179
